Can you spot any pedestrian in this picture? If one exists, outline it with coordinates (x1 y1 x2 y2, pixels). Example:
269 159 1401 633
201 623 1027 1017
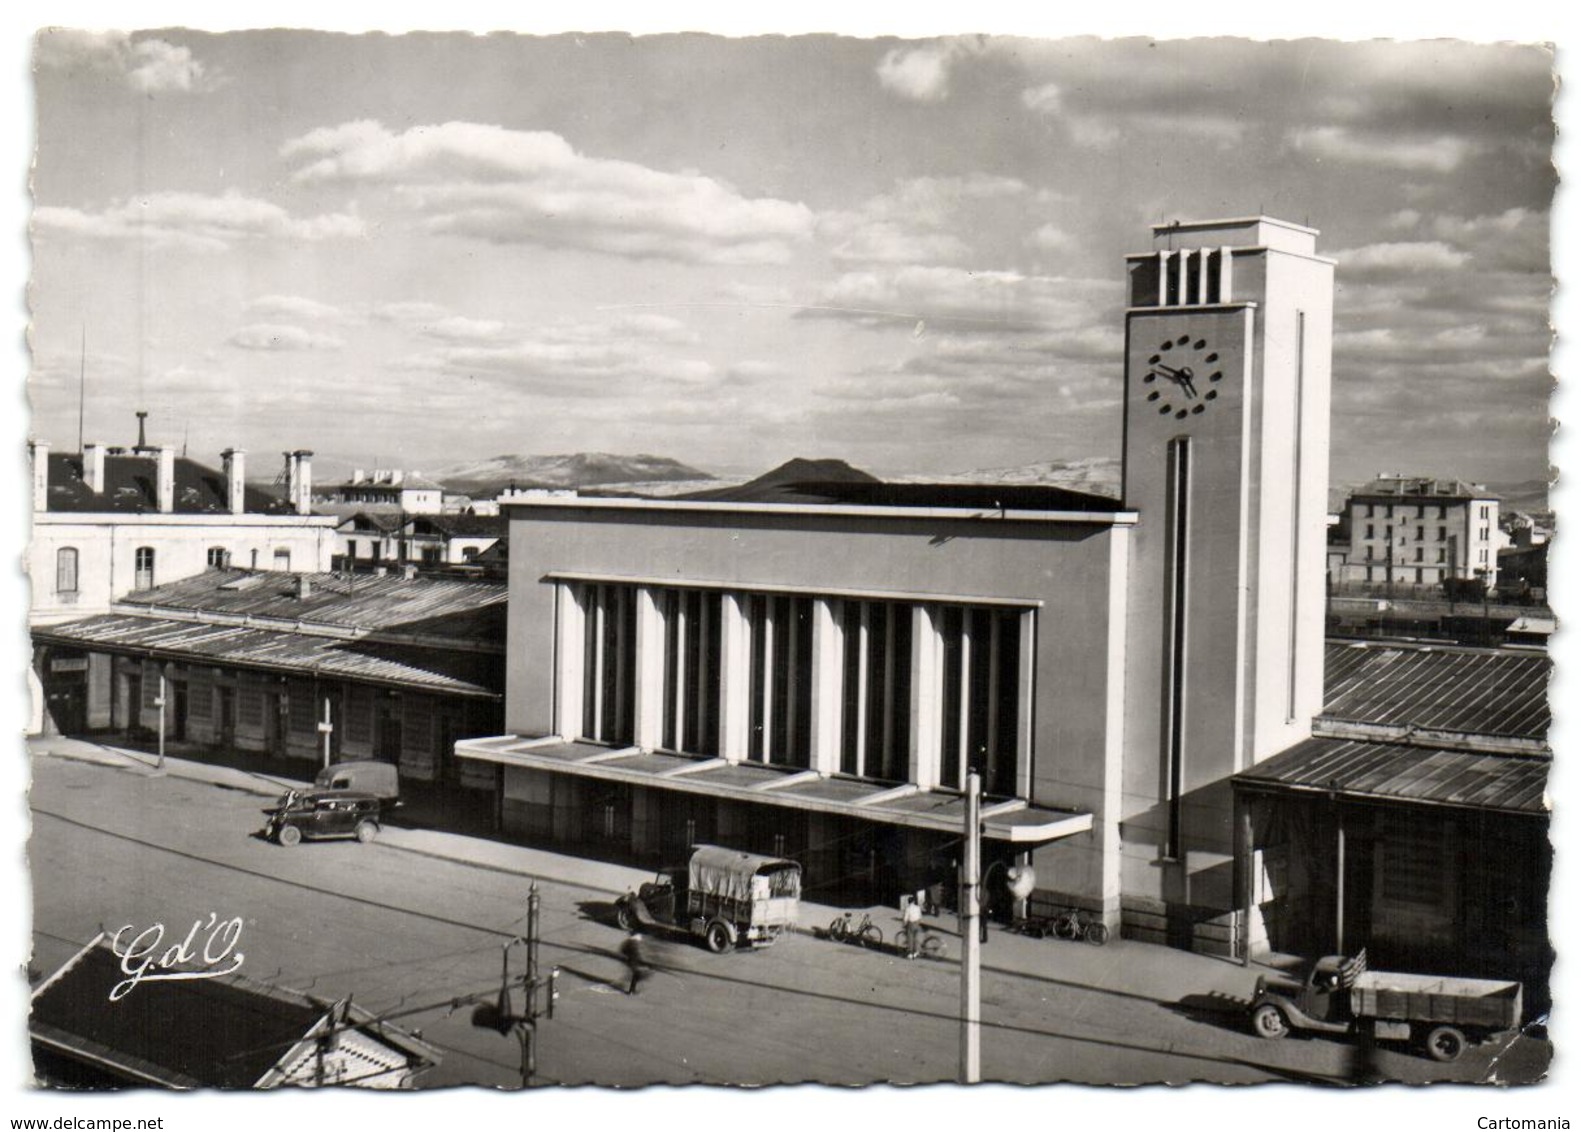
902 895 923 959
620 932 649 995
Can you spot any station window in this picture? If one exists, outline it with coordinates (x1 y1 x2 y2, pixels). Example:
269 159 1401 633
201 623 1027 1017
839 600 914 783
580 583 638 745
938 605 1023 798
746 593 814 768
659 588 723 757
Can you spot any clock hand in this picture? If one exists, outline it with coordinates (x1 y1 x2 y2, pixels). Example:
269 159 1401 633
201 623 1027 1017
1151 362 1199 398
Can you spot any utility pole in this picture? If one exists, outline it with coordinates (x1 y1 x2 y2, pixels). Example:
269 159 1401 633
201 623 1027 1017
473 882 559 1087
319 696 335 769
960 771 981 1084
154 669 167 770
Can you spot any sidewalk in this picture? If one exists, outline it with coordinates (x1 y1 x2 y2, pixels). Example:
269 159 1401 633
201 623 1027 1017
29 734 1273 1010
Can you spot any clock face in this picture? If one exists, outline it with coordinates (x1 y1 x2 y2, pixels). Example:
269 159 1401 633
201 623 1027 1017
1141 333 1226 421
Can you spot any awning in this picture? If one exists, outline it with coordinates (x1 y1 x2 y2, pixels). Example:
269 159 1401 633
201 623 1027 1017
33 614 502 699
1233 736 1549 817
456 735 1093 844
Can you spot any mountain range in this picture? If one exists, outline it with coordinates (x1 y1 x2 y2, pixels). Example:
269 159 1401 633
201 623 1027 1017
427 452 715 498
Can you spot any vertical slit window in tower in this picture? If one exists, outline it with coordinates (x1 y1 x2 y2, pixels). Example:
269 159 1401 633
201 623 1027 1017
1219 245 1234 303
1287 311 1306 724
1166 437 1191 860
748 594 768 761
1164 251 1181 306
1205 250 1221 304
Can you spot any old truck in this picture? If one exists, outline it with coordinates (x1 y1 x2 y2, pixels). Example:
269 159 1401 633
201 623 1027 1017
615 845 802 953
1250 950 1522 1062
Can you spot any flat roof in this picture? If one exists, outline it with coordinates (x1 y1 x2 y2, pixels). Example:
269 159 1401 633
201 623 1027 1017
457 736 1092 844
503 493 1137 527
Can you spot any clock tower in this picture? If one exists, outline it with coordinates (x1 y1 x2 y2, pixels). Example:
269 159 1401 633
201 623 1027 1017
1119 217 1334 937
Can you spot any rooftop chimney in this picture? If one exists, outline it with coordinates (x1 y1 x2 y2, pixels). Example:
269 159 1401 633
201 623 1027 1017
156 446 176 513
401 563 418 581
288 449 314 515
30 440 49 512
295 575 312 601
83 442 106 493
135 410 150 453
352 468 366 485
222 448 246 515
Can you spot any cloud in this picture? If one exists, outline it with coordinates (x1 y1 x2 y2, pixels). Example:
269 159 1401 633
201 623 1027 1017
33 191 365 252
417 316 510 343
36 30 207 93
804 265 1117 331
876 41 978 102
245 295 355 324
281 120 814 265
1021 83 1062 114
818 174 1029 266
229 324 346 351
1333 241 1473 277
1286 127 1476 173
392 313 713 396
372 301 452 327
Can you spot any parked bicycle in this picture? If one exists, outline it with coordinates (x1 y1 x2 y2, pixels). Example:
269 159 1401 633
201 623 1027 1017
827 910 884 948
1052 907 1110 946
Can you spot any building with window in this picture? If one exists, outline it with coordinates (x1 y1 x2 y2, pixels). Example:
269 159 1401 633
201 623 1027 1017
28 439 338 627
30 568 505 793
328 468 446 514
1332 476 1500 593
458 216 1336 950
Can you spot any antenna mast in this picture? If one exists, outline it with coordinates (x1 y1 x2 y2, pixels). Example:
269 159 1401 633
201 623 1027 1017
77 326 86 453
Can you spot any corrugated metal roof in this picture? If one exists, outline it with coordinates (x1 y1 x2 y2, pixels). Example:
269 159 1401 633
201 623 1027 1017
1322 640 1550 741
117 568 507 641
1236 737 1549 816
34 614 502 697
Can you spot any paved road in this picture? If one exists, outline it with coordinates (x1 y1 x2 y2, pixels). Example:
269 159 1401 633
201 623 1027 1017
27 750 1549 1086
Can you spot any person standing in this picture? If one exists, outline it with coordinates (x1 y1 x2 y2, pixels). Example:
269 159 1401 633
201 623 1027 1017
902 896 923 959
621 932 649 995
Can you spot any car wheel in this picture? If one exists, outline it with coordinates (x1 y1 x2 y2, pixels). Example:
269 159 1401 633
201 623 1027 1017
704 921 733 953
354 820 378 844
1426 1025 1466 1063
277 824 302 847
616 902 638 932
1251 1003 1289 1040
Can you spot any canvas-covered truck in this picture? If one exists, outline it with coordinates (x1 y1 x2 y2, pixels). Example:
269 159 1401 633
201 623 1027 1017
615 845 802 952
1250 950 1523 1062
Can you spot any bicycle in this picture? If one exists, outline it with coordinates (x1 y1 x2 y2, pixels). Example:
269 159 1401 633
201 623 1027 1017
827 910 884 948
1052 907 1110 946
901 925 946 960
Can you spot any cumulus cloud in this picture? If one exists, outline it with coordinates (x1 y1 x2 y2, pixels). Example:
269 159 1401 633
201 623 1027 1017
1333 241 1473 276
393 312 713 396
805 265 1115 331
817 175 1033 265
36 30 207 93
1286 126 1476 172
280 120 814 265
1021 83 1062 114
417 316 510 343
245 294 355 323
33 191 365 252
876 42 974 102
229 324 346 351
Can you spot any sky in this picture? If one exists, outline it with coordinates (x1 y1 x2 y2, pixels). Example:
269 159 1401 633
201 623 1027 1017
25 31 1557 486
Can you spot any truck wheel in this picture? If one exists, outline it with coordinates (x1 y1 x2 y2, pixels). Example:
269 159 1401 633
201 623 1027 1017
1251 1003 1289 1040
616 902 638 932
354 820 378 844
704 921 733 954
1425 1025 1466 1063
277 824 302 847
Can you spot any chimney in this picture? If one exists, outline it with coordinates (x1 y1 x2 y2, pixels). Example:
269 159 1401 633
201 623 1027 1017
156 445 176 513
390 469 405 485
83 442 106 493
222 448 246 514
289 449 314 515
135 410 150 453
401 563 418 581
295 575 312 601
352 468 366 485
29 440 49 512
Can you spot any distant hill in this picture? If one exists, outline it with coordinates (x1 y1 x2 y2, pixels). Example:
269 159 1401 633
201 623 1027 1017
674 457 879 502
430 452 715 497
894 456 1122 499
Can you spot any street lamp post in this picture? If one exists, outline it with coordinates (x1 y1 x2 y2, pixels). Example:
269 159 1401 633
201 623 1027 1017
960 772 981 1084
154 670 167 770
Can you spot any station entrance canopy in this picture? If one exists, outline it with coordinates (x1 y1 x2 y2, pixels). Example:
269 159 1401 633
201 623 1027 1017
455 735 1093 843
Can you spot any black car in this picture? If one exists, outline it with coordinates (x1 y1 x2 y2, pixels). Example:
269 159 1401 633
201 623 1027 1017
264 789 382 846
